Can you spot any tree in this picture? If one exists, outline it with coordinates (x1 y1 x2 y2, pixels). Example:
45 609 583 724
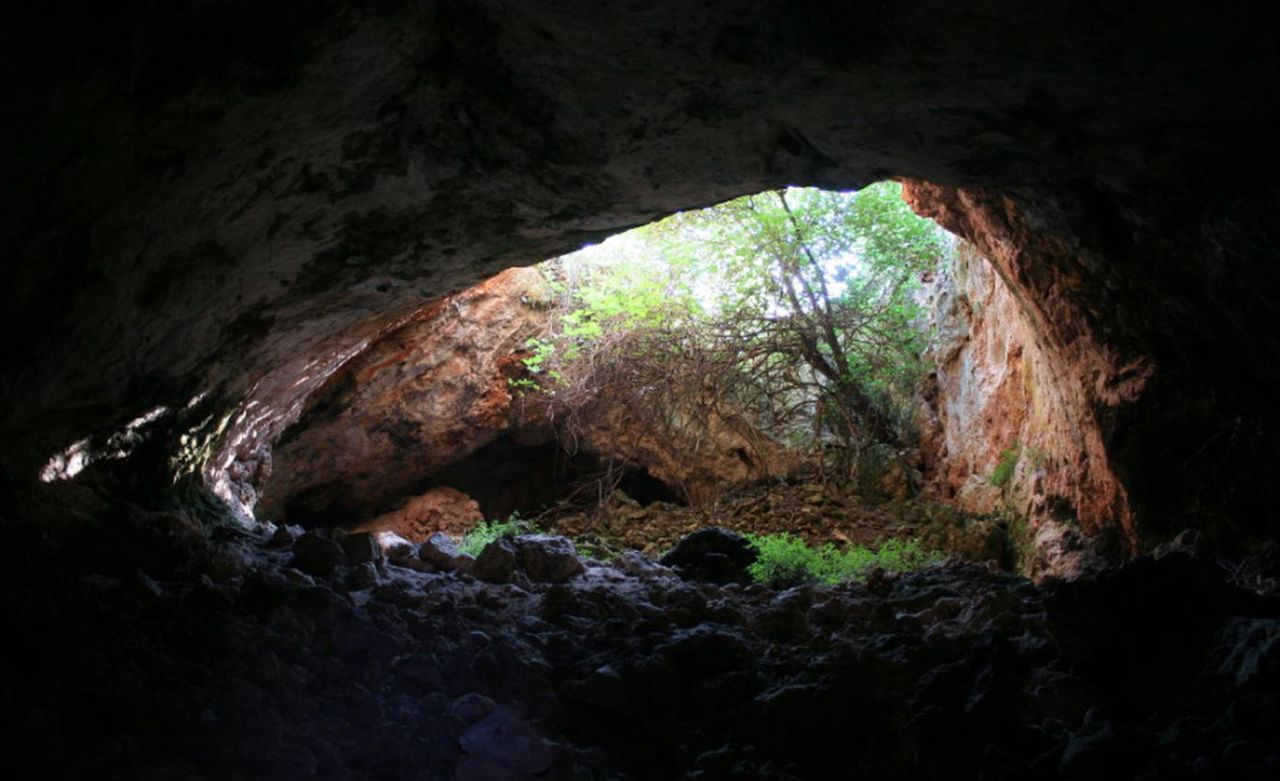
524 181 950 480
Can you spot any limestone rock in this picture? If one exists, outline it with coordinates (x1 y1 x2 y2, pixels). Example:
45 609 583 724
350 487 484 544
472 539 519 584
661 527 757 585
375 532 418 565
420 533 475 574
339 532 381 566
513 535 584 583
292 532 345 578
458 704 554 775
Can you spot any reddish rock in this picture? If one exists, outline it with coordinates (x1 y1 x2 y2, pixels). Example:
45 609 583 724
251 267 785 527
351 487 485 543
905 182 1145 562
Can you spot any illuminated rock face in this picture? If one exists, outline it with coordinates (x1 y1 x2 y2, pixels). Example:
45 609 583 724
3 2 1279 547
251 266 779 528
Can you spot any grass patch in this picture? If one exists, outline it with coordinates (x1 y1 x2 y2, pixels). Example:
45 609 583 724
745 533 939 588
456 514 535 556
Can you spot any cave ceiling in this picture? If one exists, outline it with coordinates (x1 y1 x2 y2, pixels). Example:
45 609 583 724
2 1 1278 538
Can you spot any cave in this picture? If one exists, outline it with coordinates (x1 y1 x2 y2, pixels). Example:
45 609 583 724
421 437 685 522
3 2 1280 779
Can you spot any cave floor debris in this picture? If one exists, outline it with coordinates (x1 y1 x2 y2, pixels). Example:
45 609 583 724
4 501 1278 780
542 477 1010 567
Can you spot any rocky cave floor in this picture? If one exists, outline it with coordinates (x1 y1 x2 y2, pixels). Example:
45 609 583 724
542 478 1008 566
5 493 1280 781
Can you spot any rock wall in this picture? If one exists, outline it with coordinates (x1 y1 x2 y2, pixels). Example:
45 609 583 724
917 239 1131 575
248 266 780 526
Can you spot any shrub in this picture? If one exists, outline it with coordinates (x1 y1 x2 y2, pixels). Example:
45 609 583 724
456 514 534 556
745 533 834 587
987 444 1021 488
745 532 939 588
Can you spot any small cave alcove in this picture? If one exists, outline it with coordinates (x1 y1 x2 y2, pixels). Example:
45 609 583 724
419 435 686 522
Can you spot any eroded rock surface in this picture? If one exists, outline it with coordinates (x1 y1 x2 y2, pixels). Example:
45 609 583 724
908 184 1139 555
251 265 784 527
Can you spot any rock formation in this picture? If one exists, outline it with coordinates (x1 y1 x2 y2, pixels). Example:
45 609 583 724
916 239 1129 575
249 265 782 528
4 2 1278 552
3 4 1280 776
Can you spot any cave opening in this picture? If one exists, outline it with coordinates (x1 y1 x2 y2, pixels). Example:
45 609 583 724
199 180 1073 583
410 436 685 523
6 5 1280 776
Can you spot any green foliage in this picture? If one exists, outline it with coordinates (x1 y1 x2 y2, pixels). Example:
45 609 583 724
531 181 952 456
745 532 939 588
988 444 1022 488
456 514 534 556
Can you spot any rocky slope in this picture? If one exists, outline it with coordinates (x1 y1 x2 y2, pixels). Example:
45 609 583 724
4 508 1277 779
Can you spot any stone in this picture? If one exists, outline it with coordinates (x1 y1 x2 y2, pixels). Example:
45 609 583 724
347 487 485 544
291 532 345 578
453 755 520 781
348 562 380 590
421 533 475 573
450 693 496 724
458 704 553 775
1215 618 1280 689
617 550 668 578
513 535 585 583
472 539 518 584
376 531 418 564
660 527 757 585
339 532 381 566
267 524 304 548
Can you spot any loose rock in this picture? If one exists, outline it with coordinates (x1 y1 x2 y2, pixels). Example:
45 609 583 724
660 526 757 585
292 532 345 578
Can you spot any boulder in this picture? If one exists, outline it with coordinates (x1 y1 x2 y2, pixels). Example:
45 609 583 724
472 539 519 583
340 532 381 566
660 526 757 585
375 532 418 565
514 535 585 583
421 533 475 574
458 704 554 775
292 532 345 578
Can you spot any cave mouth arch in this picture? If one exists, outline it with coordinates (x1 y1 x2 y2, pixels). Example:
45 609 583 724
3 6 1278 777
198 181 1100 575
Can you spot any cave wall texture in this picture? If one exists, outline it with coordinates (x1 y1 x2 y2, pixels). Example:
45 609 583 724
247 266 778 528
2 1 1279 548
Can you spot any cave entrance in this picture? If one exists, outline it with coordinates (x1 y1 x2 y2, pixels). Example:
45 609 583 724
202 180 1063 577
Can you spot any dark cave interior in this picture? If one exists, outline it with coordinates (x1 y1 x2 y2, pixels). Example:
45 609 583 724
2 1 1280 779
422 438 684 521
285 435 684 530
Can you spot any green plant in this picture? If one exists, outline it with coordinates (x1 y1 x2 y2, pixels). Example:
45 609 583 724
745 532 939 587
456 514 534 556
988 444 1022 488
528 182 951 457
745 533 833 587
